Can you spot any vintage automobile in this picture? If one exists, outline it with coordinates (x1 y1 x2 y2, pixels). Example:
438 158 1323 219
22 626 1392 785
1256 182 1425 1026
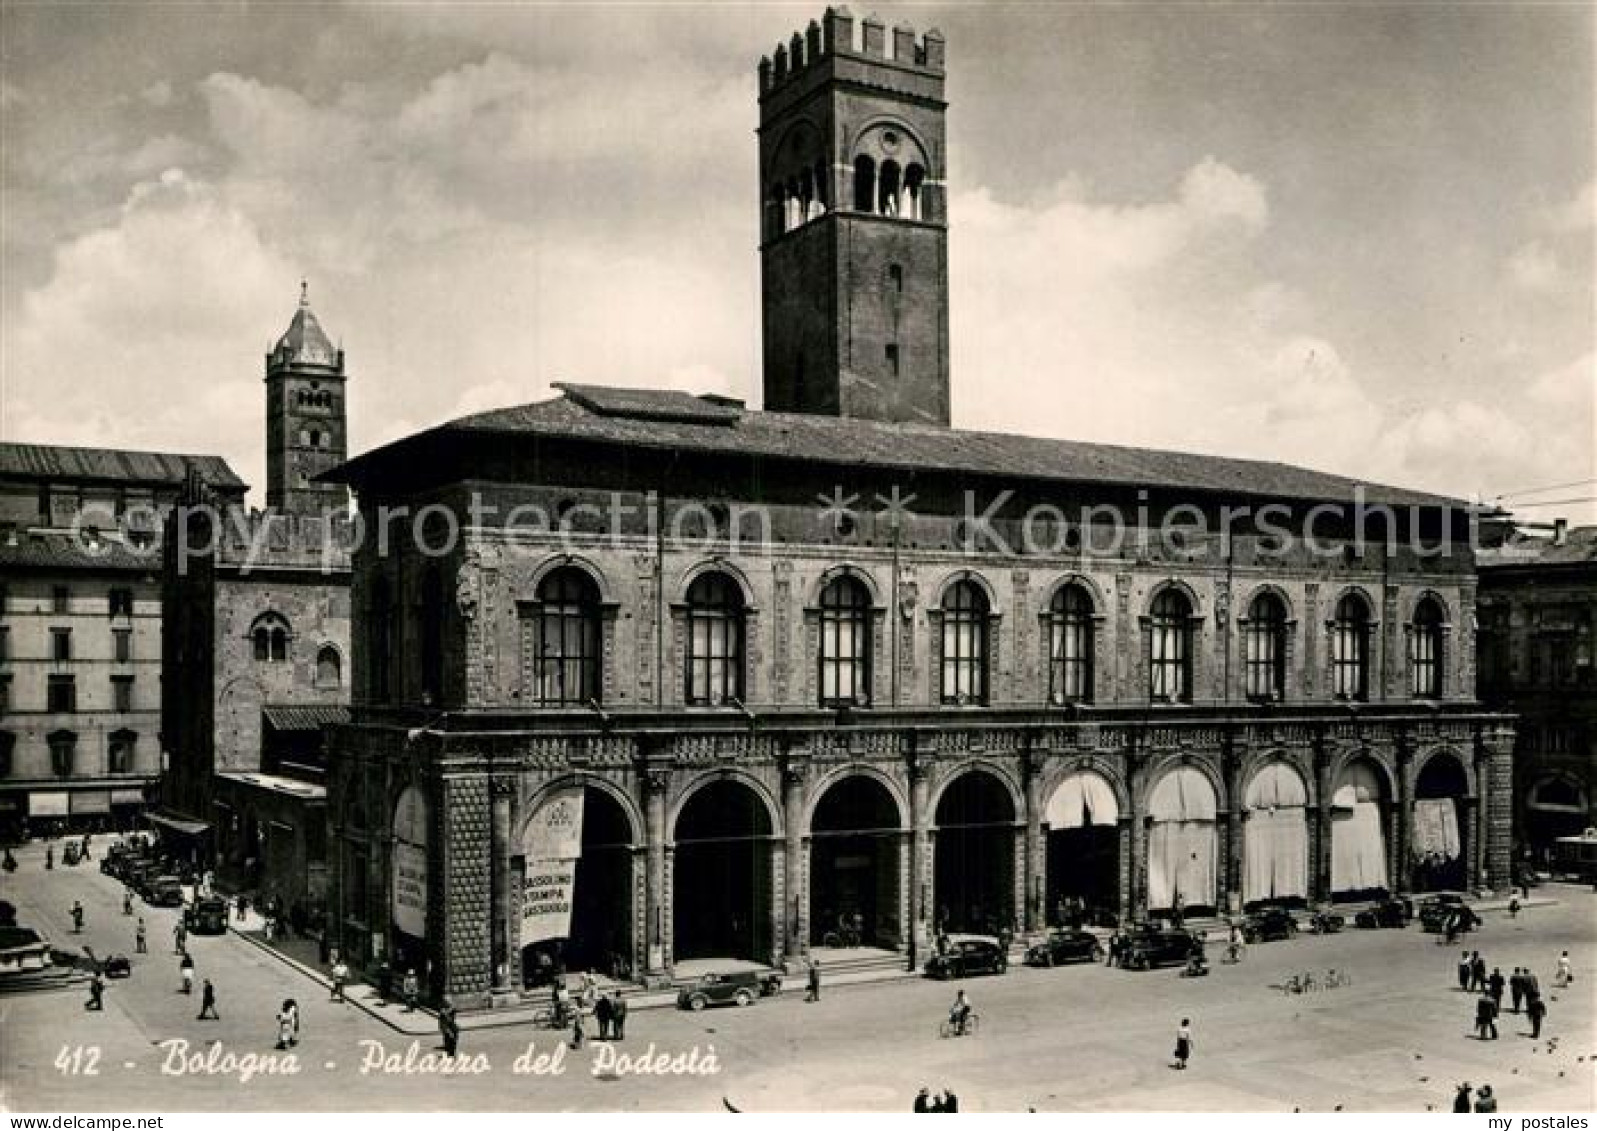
1354 896 1413 929
185 896 229 935
1307 909 1346 934
1118 927 1201 970
1023 928 1104 967
1418 894 1477 934
924 934 1009 980
144 876 185 908
675 970 782 1011
1242 906 1300 943
100 953 132 979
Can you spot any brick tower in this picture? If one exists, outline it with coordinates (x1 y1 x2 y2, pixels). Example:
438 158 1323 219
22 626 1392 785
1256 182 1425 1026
758 7 950 427
264 282 349 513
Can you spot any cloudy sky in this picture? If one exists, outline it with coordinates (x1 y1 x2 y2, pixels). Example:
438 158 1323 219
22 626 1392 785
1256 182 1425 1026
2 2 1592 520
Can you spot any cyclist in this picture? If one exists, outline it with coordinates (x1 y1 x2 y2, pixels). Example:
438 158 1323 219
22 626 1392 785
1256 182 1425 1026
948 989 973 1036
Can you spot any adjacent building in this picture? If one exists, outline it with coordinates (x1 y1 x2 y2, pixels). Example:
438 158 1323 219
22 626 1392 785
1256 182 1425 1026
324 9 1514 1010
158 288 353 906
0 444 245 839
1478 521 1596 863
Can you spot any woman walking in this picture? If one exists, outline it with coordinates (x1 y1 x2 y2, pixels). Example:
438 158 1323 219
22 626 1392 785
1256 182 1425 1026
1172 1018 1194 1070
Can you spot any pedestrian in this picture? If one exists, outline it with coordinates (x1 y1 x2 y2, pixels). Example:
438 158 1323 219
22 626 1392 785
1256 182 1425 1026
317 930 331 966
86 973 104 1011
1172 1018 1194 1069
1488 967 1505 1008
1474 992 1499 1040
1471 952 1488 993
45 845 53 870
611 992 627 1041
1508 895 1521 919
439 1000 459 1057
1452 1083 1473 1113
402 968 419 1012
276 1003 294 1050
197 978 219 1020
914 1087 933 1113
330 956 349 1002
284 998 300 1046
235 894 248 922
570 1002 585 1050
595 990 614 1041
70 901 84 933
135 918 147 954
1524 968 1541 1001
1456 950 1471 991
376 960 393 1006
180 953 195 994
1474 1085 1498 1113
806 958 822 1002
122 890 133 916
941 1091 960 1113
174 921 187 955
1555 950 1572 987
1510 967 1525 1013
1526 994 1547 1039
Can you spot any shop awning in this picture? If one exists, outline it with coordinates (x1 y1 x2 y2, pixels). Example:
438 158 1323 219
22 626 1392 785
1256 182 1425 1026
1245 762 1308 810
1148 767 1217 822
30 791 69 817
1045 771 1119 828
148 811 210 836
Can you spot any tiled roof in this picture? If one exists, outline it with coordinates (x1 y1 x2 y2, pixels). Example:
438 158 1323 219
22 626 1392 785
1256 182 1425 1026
262 704 350 732
0 442 245 490
331 385 1461 508
1479 525 1597 569
0 531 162 574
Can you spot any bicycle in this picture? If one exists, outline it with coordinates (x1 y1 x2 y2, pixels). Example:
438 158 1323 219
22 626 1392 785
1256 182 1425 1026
939 1012 982 1038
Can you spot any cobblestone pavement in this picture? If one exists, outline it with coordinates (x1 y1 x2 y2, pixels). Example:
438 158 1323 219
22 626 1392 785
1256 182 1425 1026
3 840 1593 1113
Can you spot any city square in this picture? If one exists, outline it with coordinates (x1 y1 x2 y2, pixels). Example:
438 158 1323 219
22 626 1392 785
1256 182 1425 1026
3 840 1592 1113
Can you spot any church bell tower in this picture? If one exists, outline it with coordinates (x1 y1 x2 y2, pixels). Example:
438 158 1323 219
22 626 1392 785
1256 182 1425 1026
758 7 950 427
264 283 349 513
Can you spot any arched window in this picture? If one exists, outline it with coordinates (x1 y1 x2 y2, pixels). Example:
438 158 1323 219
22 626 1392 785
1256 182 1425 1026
904 163 926 220
818 575 871 707
878 159 901 216
1410 597 1445 699
1148 589 1193 702
251 612 290 663
1047 583 1094 704
685 573 745 705
1244 592 1288 702
853 156 876 213
529 567 601 706
940 580 990 705
1331 593 1371 701
316 645 342 688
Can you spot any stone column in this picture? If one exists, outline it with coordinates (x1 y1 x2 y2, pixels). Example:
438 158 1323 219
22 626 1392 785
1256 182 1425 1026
1312 741 1333 902
490 777 514 996
1022 746 1044 931
781 751 809 965
907 735 934 966
643 765 670 979
1395 738 1414 893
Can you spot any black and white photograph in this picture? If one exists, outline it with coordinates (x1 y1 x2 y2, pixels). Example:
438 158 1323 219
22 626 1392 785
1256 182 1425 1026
0 0 1592 1116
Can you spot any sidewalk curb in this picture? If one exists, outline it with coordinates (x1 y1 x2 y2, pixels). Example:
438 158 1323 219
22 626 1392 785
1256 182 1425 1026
229 926 437 1036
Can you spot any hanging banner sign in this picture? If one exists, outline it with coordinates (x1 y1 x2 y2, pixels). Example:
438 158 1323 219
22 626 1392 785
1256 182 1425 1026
391 786 428 937
521 787 585 944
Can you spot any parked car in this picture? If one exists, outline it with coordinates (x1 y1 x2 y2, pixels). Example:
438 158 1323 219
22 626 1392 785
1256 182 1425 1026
144 876 185 908
1024 928 1104 967
925 934 1009 979
1118 926 1201 970
1419 895 1477 934
1242 906 1299 943
1354 896 1413 929
185 896 229 935
675 969 781 1011
100 953 132 979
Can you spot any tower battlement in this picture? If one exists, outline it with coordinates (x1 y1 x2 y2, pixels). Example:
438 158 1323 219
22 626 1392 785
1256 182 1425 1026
758 8 945 96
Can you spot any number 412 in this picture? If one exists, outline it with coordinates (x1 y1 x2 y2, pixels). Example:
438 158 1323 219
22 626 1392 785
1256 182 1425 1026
55 1045 101 1075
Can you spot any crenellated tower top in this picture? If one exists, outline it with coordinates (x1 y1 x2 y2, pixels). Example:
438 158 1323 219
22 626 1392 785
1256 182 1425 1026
758 7 945 97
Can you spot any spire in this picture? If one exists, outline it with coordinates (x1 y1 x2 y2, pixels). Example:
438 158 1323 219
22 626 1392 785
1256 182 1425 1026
269 281 340 373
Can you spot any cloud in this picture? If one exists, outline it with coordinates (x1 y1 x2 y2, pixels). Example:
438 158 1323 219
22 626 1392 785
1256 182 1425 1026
1507 241 1562 291
1543 178 1594 232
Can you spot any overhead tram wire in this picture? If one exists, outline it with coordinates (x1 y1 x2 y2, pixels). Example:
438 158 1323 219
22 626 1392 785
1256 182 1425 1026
1490 476 1597 503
